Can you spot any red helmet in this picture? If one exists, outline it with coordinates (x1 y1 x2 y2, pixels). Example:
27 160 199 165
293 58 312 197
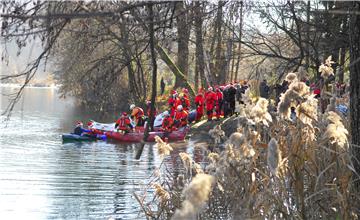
182 88 189 94
87 121 93 127
171 90 177 95
122 112 127 116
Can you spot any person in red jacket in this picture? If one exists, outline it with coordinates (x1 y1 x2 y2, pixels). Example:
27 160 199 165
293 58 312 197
168 90 181 117
161 111 174 132
180 93 190 111
174 105 188 128
215 87 223 120
205 87 217 121
194 88 204 122
115 112 134 133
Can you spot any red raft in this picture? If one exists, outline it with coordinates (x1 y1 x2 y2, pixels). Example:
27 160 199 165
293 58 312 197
89 121 188 142
104 127 188 142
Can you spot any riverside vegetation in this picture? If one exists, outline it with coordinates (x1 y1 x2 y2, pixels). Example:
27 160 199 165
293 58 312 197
135 69 359 219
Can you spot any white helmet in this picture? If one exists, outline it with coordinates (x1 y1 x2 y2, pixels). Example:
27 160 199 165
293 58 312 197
163 111 169 116
130 104 135 110
177 105 183 111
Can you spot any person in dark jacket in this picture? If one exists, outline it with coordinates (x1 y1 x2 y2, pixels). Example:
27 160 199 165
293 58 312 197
73 121 90 136
259 79 270 99
223 84 237 117
235 84 242 104
160 77 166 95
228 84 237 116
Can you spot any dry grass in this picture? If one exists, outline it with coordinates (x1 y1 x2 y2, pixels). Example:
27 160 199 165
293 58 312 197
135 70 359 219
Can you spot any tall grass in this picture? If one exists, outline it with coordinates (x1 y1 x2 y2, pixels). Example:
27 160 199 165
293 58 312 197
135 66 359 219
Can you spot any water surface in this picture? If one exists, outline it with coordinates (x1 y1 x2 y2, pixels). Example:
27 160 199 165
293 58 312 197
0 86 175 219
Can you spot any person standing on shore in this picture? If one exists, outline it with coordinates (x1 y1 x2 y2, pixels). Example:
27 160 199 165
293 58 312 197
160 77 165 95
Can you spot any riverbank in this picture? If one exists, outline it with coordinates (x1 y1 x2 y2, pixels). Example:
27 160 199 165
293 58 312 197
189 115 239 145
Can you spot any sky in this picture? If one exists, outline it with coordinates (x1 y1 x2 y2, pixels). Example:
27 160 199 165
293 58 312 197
0 37 49 81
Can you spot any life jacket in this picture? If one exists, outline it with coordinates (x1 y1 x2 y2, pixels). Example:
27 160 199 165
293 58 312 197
205 91 217 110
181 96 190 111
116 116 131 131
131 107 144 119
168 96 176 106
168 96 181 117
162 115 174 131
195 94 204 106
174 110 188 127
216 91 223 104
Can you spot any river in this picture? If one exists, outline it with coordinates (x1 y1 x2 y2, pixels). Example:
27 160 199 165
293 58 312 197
0 86 195 219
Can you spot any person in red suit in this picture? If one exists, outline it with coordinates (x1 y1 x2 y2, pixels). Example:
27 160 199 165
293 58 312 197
115 112 134 133
161 111 174 132
174 105 188 128
194 88 205 122
168 90 180 117
215 87 223 120
180 94 190 111
205 87 217 121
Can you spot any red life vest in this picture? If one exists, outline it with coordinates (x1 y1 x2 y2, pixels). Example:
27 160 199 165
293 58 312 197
216 91 223 104
168 96 181 117
162 115 174 132
205 91 217 111
195 94 204 106
181 96 190 111
131 107 144 119
116 116 131 131
174 110 188 127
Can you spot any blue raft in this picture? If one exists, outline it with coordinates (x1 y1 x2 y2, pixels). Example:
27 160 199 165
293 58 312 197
62 133 106 143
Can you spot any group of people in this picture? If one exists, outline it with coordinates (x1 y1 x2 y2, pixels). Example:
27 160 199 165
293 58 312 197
193 83 247 122
166 82 249 126
75 74 349 135
112 81 250 134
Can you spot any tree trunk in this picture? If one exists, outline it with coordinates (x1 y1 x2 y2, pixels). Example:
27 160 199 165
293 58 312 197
194 1 206 90
338 15 348 83
338 47 346 83
349 2 360 186
136 3 157 159
223 38 233 83
234 1 244 82
230 30 236 82
214 2 223 84
119 19 139 102
156 45 195 98
174 1 190 88
305 1 311 70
